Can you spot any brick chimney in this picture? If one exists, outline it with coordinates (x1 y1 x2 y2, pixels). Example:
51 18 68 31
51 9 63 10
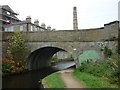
34 19 39 25
47 25 51 31
41 23 46 29
26 16 31 23
73 6 78 30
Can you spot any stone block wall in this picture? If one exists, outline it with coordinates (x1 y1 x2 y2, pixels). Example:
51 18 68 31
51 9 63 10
20 21 119 42
2 21 119 58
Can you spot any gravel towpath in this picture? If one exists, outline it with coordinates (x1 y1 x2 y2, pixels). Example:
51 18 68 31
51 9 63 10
60 69 86 88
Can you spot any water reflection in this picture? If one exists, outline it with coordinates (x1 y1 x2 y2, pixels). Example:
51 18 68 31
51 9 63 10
2 61 75 88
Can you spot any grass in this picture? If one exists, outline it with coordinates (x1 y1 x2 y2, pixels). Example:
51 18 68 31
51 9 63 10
42 54 119 88
76 54 119 85
43 72 65 88
72 70 118 88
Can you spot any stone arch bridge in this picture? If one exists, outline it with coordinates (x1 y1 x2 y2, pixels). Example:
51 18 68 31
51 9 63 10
2 21 119 70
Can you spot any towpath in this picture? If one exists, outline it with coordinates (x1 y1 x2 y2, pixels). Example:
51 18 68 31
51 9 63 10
59 68 86 88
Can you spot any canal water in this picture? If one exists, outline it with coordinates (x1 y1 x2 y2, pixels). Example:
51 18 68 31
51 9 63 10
2 61 75 88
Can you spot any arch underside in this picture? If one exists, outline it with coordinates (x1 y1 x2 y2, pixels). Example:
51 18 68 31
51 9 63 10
27 47 66 70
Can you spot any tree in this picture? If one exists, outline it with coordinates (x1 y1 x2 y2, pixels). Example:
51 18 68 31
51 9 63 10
7 31 30 62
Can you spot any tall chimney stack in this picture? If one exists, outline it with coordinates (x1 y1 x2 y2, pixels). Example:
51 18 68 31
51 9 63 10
73 6 78 30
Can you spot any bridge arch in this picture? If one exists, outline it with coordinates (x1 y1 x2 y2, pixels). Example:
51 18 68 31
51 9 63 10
26 46 71 70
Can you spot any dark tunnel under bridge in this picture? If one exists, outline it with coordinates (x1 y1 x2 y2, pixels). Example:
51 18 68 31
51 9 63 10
26 47 70 70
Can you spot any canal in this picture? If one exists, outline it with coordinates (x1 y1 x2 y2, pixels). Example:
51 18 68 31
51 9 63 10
2 61 75 88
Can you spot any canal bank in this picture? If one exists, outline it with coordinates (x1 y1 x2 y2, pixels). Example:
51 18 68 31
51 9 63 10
42 68 86 88
2 61 75 88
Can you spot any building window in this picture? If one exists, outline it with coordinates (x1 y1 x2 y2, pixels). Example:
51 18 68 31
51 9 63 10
31 26 33 31
10 26 14 31
5 28 8 31
5 26 14 31
20 26 23 31
7 11 10 15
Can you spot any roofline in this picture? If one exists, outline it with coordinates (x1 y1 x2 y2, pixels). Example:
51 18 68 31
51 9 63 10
0 5 18 15
4 21 47 30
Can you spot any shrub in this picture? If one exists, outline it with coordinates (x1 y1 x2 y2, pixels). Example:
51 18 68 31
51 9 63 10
2 58 25 75
77 55 119 84
103 47 112 58
7 31 30 62
2 63 12 74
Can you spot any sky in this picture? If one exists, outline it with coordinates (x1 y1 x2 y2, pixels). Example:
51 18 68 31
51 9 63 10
0 0 120 30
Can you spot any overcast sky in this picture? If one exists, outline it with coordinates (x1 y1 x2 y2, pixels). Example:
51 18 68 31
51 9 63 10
1 0 120 30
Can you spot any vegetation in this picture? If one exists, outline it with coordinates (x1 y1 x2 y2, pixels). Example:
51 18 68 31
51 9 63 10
51 56 73 65
73 70 118 88
43 72 65 88
51 57 59 65
2 31 30 76
103 47 112 58
39 54 119 88
73 54 119 88
7 31 30 61
2 58 25 76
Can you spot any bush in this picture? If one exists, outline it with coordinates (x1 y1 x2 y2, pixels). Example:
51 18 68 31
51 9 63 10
2 58 25 76
7 31 30 62
77 55 119 84
2 63 12 74
103 47 112 58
